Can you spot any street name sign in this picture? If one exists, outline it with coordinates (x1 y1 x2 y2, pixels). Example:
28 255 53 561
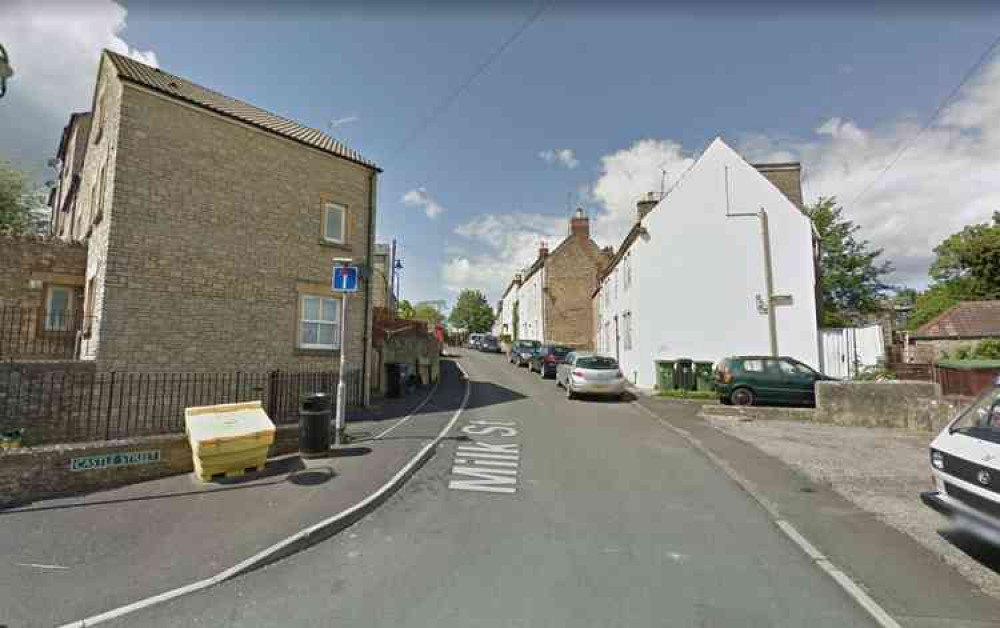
70 450 161 472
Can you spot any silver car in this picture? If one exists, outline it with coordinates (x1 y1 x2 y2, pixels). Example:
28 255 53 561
556 352 627 400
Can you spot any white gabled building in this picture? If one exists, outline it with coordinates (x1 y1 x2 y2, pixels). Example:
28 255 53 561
594 137 820 388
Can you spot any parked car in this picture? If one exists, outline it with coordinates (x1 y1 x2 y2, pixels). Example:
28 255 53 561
508 340 541 367
713 356 830 407
922 378 1000 546
556 352 626 400
480 335 501 353
467 333 484 350
529 344 573 379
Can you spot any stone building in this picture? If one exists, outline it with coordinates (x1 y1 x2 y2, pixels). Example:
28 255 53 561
42 50 380 385
498 209 611 348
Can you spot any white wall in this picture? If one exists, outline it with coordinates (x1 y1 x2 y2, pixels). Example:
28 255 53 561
596 138 819 388
518 267 545 341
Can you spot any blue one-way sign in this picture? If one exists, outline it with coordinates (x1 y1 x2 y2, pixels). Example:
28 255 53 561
332 265 359 293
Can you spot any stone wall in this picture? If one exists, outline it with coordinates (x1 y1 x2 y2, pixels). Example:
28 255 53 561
84 66 376 377
543 233 606 349
815 381 962 432
0 424 300 508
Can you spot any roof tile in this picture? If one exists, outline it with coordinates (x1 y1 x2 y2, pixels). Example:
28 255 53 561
104 50 378 170
914 300 1000 338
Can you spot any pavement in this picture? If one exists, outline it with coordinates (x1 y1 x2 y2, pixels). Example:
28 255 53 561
0 360 468 628
99 350 888 627
703 414 1000 600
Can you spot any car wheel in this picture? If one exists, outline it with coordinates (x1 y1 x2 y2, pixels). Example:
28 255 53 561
731 387 755 406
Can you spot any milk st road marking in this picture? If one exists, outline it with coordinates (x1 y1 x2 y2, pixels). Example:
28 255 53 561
448 420 521 494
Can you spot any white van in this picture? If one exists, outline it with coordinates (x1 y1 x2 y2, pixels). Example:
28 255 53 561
922 379 1000 545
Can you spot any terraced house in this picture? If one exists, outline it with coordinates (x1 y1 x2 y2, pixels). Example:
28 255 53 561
41 50 381 384
495 209 611 348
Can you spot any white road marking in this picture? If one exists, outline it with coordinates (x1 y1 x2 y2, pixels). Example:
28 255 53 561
448 419 522 494
632 402 903 628
57 362 471 628
16 562 69 570
372 378 441 440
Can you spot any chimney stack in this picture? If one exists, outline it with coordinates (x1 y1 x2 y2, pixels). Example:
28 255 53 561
570 207 590 239
538 241 549 258
636 191 659 220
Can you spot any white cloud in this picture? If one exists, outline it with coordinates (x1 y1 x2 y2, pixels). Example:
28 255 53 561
589 138 697 245
539 148 579 169
401 187 444 219
738 51 1000 284
0 0 157 173
444 213 567 298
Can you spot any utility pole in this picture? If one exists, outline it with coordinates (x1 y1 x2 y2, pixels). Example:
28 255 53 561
727 169 780 357
759 209 779 357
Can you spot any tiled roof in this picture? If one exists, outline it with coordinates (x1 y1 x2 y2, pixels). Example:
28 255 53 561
913 301 1000 339
104 50 379 171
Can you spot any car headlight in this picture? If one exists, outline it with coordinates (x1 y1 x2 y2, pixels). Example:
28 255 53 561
931 450 944 470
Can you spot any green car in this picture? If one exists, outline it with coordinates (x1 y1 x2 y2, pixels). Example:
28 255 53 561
713 356 831 407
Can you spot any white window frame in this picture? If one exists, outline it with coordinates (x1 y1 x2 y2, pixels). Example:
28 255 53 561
323 203 347 245
44 285 74 331
299 295 341 350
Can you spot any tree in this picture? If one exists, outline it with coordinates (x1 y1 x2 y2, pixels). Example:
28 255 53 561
807 197 894 326
411 302 444 327
928 211 1000 298
397 299 415 320
0 160 49 235
907 212 1000 330
449 289 495 333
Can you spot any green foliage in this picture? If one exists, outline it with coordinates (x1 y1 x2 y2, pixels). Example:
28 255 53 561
658 389 717 400
0 160 49 235
448 289 495 333
929 211 1000 298
944 339 1000 361
906 213 1000 331
853 365 897 381
411 302 444 326
397 299 415 320
806 197 893 326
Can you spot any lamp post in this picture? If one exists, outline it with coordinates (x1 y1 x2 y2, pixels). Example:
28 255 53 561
331 257 358 445
728 207 779 357
0 43 14 99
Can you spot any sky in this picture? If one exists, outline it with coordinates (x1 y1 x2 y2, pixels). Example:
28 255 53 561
2 1 1000 312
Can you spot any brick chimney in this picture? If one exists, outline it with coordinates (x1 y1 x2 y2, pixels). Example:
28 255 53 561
570 207 590 239
752 162 804 211
538 241 549 258
636 192 659 220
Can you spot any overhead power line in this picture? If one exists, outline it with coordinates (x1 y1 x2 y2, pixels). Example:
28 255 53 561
849 34 1000 208
393 0 550 154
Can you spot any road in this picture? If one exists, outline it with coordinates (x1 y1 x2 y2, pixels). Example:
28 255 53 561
96 349 887 627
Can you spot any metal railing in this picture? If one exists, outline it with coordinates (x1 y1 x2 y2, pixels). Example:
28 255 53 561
0 305 84 361
0 366 364 446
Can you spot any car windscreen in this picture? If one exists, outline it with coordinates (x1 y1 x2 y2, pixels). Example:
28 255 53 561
551 347 571 357
515 341 540 349
576 356 618 370
950 387 1000 445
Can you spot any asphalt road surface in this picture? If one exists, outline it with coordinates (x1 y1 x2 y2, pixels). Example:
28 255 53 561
104 349 881 627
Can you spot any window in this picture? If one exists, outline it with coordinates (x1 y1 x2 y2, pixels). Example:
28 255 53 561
44 286 74 331
323 203 346 244
741 359 764 373
299 295 341 350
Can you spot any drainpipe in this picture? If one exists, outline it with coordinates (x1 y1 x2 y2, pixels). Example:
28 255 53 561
362 169 377 406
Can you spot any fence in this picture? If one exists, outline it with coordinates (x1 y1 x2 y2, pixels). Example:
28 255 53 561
0 305 83 361
0 366 364 446
819 324 885 379
933 362 1000 397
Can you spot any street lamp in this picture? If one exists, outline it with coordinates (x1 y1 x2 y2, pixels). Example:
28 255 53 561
0 43 14 99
